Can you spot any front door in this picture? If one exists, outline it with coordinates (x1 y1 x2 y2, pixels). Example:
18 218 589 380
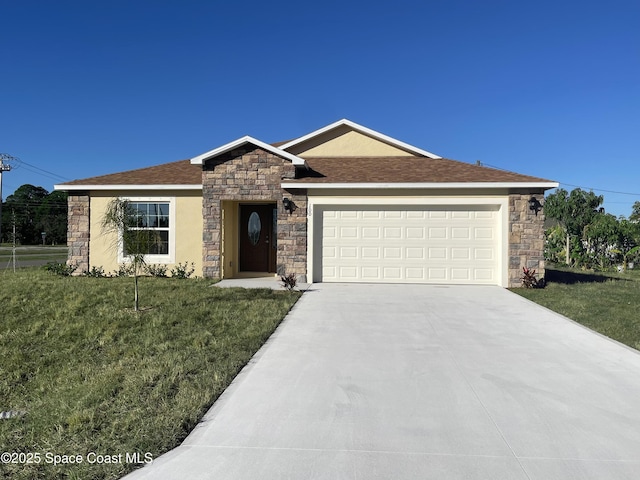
240 204 276 272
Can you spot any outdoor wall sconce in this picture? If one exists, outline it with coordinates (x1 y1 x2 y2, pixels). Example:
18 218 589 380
283 198 297 214
529 196 543 216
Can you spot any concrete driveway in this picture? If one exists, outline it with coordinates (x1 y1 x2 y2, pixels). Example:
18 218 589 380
123 284 640 479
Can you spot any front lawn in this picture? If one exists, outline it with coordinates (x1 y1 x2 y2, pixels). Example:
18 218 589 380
513 265 640 351
0 269 301 479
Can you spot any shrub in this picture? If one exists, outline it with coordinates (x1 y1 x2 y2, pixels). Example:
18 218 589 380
112 263 135 277
43 262 77 276
145 264 168 277
84 266 106 278
280 273 297 291
521 267 545 288
170 262 195 279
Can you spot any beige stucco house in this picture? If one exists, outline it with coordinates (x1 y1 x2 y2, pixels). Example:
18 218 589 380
55 119 558 287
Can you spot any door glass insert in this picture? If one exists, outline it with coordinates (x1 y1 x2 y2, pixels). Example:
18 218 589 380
248 212 261 246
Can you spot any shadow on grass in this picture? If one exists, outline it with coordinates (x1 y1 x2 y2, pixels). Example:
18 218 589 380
545 267 627 285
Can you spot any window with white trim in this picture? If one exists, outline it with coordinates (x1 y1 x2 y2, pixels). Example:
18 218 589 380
119 197 175 264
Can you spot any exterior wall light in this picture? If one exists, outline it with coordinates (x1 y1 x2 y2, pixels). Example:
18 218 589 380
283 198 297 214
529 196 543 216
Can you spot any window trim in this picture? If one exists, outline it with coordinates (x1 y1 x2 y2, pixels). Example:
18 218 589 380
117 197 176 264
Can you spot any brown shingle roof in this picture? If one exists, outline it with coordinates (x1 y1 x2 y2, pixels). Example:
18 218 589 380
61 159 202 186
60 156 554 188
292 157 553 184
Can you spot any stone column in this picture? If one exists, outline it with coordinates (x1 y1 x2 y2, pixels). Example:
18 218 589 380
277 190 308 282
67 193 90 274
508 192 546 287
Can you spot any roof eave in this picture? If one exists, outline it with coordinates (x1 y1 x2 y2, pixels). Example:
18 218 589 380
190 135 307 167
281 181 560 190
278 119 443 159
54 184 203 191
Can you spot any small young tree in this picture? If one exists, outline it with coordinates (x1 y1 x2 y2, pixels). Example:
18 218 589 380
101 199 160 311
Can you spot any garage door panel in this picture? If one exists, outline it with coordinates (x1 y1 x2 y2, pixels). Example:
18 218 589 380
383 247 402 259
429 210 447 219
451 248 470 260
339 246 358 258
362 227 381 239
323 246 337 258
451 268 471 280
383 267 402 279
384 227 402 238
406 227 425 239
475 269 494 281
429 227 447 239
452 227 470 239
361 266 380 279
361 247 381 259
406 247 425 259
475 227 494 239
475 248 494 260
321 206 499 284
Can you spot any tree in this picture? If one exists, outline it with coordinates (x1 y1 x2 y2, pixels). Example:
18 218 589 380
544 224 566 264
630 201 640 223
34 190 68 244
583 214 619 269
2 184 48 244
1 184 67 245
544 188 604 265
101 199 161 312
614 218 640 270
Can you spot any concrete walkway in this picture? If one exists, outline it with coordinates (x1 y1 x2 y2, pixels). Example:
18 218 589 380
123 284 640 479
214 276 310 291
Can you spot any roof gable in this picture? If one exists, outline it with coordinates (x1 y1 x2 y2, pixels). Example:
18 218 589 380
189 136 306 167
279 119 442 159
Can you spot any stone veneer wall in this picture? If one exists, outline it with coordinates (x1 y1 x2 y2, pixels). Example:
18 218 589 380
67 193 90 274
202 147 307 281
508 192 546 287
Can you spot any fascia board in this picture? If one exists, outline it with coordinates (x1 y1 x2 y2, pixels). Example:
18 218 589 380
189 135 306 166
281 182 560 190
54 184 202 191
278 119 442 159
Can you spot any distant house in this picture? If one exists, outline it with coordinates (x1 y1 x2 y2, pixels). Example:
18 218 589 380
55 119 557 287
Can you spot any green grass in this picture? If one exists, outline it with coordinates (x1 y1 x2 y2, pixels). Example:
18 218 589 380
0 246 68 265
513 265 640 351
0 269 301 479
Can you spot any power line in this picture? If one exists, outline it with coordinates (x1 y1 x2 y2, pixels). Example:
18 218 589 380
558 182 640 197
14 163 69 182
17 160 69 181
481 162 640 197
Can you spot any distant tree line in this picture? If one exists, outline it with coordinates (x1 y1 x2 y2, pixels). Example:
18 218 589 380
544 188 640 270
0 184 68 245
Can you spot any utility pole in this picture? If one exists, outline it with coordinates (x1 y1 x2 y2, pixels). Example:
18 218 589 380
12 210 16 272
0 153 17 245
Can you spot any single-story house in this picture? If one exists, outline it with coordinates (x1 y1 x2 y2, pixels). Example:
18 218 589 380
55 119 558 287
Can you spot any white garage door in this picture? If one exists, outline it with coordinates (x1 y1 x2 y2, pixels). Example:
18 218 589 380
320 205 499 284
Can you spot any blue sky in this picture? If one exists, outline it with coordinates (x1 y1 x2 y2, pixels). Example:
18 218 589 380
1 0 638 217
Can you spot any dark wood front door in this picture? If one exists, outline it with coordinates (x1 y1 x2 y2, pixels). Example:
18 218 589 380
240 204 276 272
